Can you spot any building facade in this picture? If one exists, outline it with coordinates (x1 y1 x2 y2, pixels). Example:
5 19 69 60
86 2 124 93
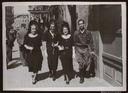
12 14 29 30
88 5 122 86
28 5 49 24
5 6 14 35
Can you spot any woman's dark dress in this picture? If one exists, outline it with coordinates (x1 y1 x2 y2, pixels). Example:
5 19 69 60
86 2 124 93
24 34 43 73
59 35 73 79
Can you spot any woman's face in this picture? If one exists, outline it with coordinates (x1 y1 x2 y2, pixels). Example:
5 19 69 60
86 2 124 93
31 25 36 35
63 27 69 35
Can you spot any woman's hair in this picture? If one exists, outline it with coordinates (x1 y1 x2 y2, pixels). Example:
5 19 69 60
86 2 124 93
27 21 40 35
61 21 70 34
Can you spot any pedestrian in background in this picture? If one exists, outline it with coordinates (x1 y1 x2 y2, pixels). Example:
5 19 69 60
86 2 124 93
24 22 43 84
16 24 28 66
58 22 74 84
6 27 17 67
74 19 95 84
38 18 48 40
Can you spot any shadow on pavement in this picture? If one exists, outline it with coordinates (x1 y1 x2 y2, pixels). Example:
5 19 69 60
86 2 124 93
37 72 49 81
55 70 64 79
37 70 77 82
7 60 22 69
37 70 64 81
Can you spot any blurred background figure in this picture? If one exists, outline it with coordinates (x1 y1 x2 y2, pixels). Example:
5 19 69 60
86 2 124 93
38 18 46 40
6 26 17 68
16 24 28 66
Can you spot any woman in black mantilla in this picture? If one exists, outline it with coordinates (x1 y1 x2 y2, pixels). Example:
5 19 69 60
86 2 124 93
58 22 74 84
24 22 43 84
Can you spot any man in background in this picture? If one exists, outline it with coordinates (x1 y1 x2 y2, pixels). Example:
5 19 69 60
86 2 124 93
6 27 17 68
16 24 28 66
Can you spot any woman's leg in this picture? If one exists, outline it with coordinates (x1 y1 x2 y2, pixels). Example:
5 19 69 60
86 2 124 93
63 56 70 84
32 71 38 84
60 53 67 82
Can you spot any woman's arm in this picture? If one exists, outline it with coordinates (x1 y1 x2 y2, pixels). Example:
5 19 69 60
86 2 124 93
24 44 33 50
23 35 33 50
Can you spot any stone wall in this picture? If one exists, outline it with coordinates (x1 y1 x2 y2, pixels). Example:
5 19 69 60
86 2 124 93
76 5 89 30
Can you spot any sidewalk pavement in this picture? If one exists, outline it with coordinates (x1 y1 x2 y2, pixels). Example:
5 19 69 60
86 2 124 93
3 40 112 90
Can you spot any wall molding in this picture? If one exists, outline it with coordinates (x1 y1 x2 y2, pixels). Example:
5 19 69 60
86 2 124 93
103 52 122 63
103 52 122 71
103 52 123 86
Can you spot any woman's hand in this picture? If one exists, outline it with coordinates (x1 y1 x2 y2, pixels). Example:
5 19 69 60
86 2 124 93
24 45 34 50
29 47 34 50
58 45 64 50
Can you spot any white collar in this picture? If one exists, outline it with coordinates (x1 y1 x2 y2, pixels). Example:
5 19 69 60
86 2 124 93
28 33 38 38
80 30 85 33
61 34 71 39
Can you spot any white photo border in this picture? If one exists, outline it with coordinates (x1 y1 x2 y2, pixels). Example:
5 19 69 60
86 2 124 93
2 1 127 91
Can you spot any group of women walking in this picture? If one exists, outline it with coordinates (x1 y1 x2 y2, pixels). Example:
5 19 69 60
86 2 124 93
22 18 96 85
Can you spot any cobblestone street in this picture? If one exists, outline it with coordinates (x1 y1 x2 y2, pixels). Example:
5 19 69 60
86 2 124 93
3 40 112 90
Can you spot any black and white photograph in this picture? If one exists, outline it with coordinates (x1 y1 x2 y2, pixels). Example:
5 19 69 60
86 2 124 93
2 2 126 91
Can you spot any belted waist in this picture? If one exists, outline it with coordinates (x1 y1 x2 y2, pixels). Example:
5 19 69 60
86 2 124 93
76 45 88 48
